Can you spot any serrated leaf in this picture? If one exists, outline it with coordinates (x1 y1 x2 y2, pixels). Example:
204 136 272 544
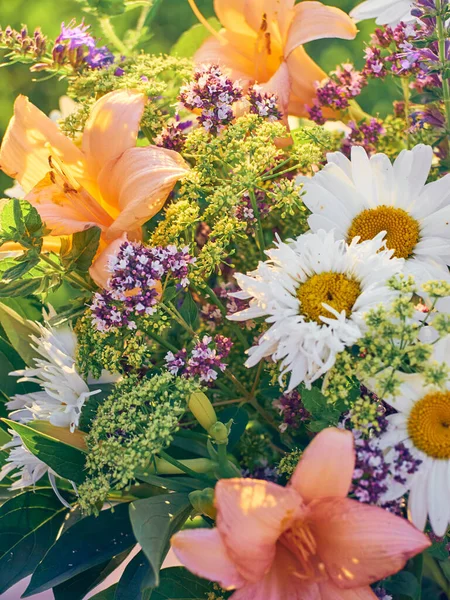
129 493 192 589
0 490 69 594
2 419 87 483
152 567 229 600
61 226 101 273
171 18 221 58
23 503 136 596
0 199 44 248
179 293 199 330
2 254 40 281
0 277 42 297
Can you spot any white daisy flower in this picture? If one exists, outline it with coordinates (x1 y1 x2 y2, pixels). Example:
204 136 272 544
9 323 114 432
298 145 450 288
377 335 450 536
228 229 403 390
350 0 415 25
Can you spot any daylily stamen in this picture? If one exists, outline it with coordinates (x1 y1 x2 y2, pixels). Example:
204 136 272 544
186 0 227 45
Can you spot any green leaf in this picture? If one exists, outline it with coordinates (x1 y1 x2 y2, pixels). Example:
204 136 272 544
134 472 206 493
301 385 346 432
86 0 125 15
427 542 449 561
0 301 42 365
78 383 115 432
2 254 40 281
24 503 136 596
53 548 132 600
179 293 199 330
152 567 228 600
2 419 86 483
219 406 249 449
384 571 421 599
89 584 118 600
115 550 153 600
0 334 30 396
0 277 42 297
171 18 221 58
0 199 44 249
0 490 69 594
61 227 101 273
129 493 192 589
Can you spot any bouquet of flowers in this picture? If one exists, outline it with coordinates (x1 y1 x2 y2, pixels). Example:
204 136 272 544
1 0 450 598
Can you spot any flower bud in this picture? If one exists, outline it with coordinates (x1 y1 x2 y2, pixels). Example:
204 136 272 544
189 488 216 519
188 391 217 432
208 421 229 444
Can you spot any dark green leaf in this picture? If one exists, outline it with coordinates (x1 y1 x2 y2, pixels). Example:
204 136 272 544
61 227 101 273
0 300 42 365
0 490 69 594
0 278 42 297
78 383 115 432
0 199 44 248
171 18 221 58
115 550 153 600
89 584 118 600
301 385 346 432
53 548 132 600
152 567 228 600
134 472 206 493
2 255 40 281
129 493 191 589
384 571 420 599
24 503 136 596
3 419 86 483
179 293 199 330
219 406 249 449
0 334 30 396
427 542 449 561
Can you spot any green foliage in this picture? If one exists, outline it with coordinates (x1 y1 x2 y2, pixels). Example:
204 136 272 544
115 550 153 600
152 568 229 599
171 17 220 58
300 385 347 432
60 226 101 273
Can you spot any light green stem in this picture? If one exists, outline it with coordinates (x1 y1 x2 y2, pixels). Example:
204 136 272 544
99 17 128 54
436 0 450 143
248 188 266 261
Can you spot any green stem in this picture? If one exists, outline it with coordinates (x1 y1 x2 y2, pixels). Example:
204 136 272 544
436 0 450 144
423 554 450 598
157 451 215 482
261 163 302 181
146 329 178 354
401 77 411 149
99 17 128 54
39 254 96 293
411 553 424 600
248 188 266 261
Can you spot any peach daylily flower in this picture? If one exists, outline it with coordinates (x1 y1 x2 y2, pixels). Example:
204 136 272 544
172 428 429 600
191 0 357 116
0 90 189 285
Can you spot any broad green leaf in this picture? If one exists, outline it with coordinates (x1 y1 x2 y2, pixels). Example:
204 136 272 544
115 550 153 600
152 567 227 600
384 571 420 599
0 199 44 249
179 293 199 330
53 548 132 600
301 385 346 432
87 583 118 600
0 301 41 365
2 254 40 281
219 406 249 449
129 493 192 588
0 490 69 594
135 472 206 493
61 227 101 273
2 419 87 483
0 334 30 396
24 503 136 596
0 277 42 297
78 383 115 433
171 18 221 58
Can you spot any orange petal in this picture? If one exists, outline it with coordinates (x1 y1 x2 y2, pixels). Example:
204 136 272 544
286 46 327 116
89 233 128 288
171 528 245 590
82 89 146 178
0 95 85 194
25 173 112 235
319 582 378 600
244 0 296 41
285 2 357 56
0 236 62 255
99 146 189 241
214 0 256 36
259 62 291 122
309 497 430 589
215 478 303 583
289 428 355 503
194 34 256 83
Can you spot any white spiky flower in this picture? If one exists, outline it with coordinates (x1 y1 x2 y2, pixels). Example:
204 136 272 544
0 433 49 490
228 229 403 390
376 335 450 536
350 0 415 25
298 145 450 289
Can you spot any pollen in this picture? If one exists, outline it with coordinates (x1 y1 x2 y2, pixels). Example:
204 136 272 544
347 205 420 259
408 391 450 459
297 272 361 324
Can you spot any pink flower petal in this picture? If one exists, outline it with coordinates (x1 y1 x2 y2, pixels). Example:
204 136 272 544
89 234 128 289
82 89 146 178
309 497 430 589
214 0 255 35
258 62 291 121
0 95 85 193
170 528 245 590
194 34 255 83
319 581 378 600
286 47 328 116
98 145 189 241
285 2 357 56
215 478 303 583
289 428 355 503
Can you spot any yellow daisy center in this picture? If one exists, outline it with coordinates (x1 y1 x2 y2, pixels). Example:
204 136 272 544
407 391 450 459
347 205 420 259
297 272 361 324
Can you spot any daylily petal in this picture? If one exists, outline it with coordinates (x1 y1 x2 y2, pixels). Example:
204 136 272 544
259 62 291 120
99 146 189 241
82 89 146 178
319 581 378 600
215 478 303 583
214 0 256 35
285 2 357 56
25 174 112 235
244 0 296 42
289 428 355 503
309 497 430 589
0 95 85 194
194 34 256 83
170 528 245 590
286 47 327 116
89 233 128 288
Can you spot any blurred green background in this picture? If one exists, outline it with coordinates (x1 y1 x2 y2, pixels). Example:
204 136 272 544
0 0 399 194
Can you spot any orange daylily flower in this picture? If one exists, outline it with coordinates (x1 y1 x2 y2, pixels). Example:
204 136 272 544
0 90 189 285
190 0 357 116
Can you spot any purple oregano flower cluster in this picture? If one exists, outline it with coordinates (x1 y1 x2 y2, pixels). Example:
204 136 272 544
91 241 195 332
165 334 233 383
52 19 114 70
273 390 311 433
